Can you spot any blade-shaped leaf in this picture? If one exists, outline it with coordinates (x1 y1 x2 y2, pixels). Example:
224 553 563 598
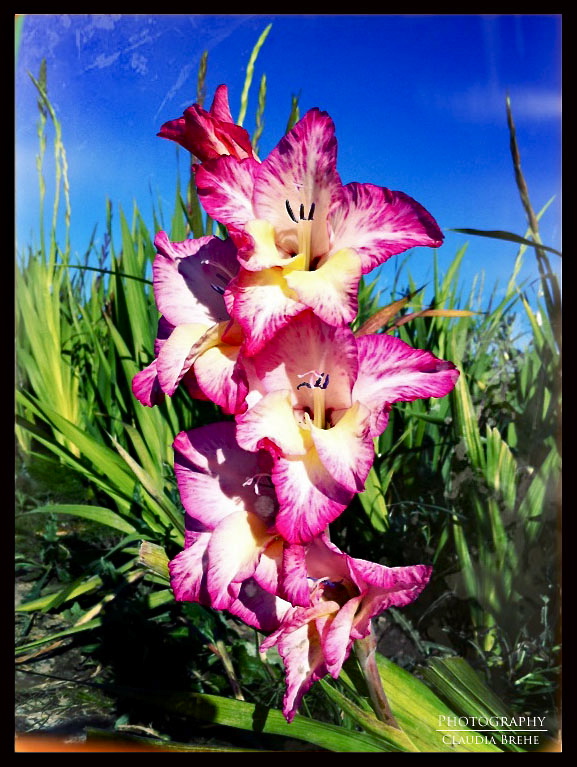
319 680 418 751
449 229 561 257
375 654 503 753
22 504 138 535
420 657 530 752
100 688 390 752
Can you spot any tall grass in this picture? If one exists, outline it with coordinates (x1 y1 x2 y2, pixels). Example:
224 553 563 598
15 36 560 749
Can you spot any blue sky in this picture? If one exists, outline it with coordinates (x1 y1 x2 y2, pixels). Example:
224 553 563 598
15 14 561 313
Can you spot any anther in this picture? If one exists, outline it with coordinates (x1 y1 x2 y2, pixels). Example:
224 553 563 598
299 203 306 220
297 382 312 390
200 259 236 282
285 200 298 223
242 473 273 495
211 283 225 295
308 202 316 220
321 373 330 390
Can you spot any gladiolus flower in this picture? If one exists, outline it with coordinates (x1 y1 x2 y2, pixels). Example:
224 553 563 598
158 84 255 162
236 311 459 543
194 109 444 354
132 231 248 414
260 534 432 722
168 422 287 618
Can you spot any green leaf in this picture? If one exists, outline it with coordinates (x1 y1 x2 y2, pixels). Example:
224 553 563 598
15 618 103 654
22 504 138 535
358 465 389 533
110 435 184 534
319 680 418 751
420 657 527 752
85 729 265 752
449 369 485 472
449 229 561 257
375 654 503 752
55 263 152 284
17 390 136 495
101 688 390 752
16 559 138 613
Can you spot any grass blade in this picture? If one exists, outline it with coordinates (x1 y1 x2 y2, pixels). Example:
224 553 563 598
449 229 561 257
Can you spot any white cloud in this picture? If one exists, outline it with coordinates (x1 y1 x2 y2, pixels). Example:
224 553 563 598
423 84 561 124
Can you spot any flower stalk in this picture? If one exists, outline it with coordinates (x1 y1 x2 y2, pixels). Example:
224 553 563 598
354 629 400 729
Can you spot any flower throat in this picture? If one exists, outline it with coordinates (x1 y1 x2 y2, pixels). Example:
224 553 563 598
297 370 330 429
286 199 315 271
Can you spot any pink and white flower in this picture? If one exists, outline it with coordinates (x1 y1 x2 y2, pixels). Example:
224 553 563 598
168 421 287 616
236 311 459 544
132 231 248 414
194 108 444 354
260 533 432 722
158 84 255 162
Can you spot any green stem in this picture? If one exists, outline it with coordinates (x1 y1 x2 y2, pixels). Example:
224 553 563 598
354 630 400 729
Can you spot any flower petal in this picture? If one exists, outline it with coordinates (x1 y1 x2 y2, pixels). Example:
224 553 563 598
272 449 354 544
330 182 444 274
153 232 238 327
253 109 343 260
284 248 362 326
157 85 253 161
236 390 308 456
310 402 374 494
154 316 174 355
253 538 283 595
225 266 307 357
209 84 234 124
262 611 335 723
168 532 211 602
353 333 459 436
321 595 363 677
238 219 294 271
305 534 351 581
279 543 311 608
132 360 165 407
246 311 358 413
194 155 259 227
173 422 274 530
193 342 248 415
349 560 433 636
206 510 274 609
228 578 290 633
155 323 212 395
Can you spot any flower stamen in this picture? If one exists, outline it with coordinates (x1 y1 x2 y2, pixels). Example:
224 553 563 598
243 472 274 495
296 370 330 428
